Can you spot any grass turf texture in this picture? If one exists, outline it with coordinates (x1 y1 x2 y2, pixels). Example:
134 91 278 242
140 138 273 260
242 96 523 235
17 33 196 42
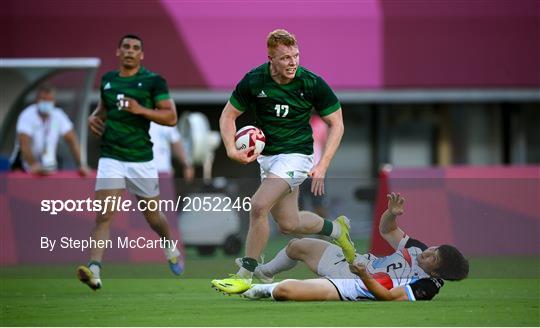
1 239 539 326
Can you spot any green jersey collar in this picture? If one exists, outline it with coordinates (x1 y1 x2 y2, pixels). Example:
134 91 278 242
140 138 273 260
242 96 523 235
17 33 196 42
116 66 147 80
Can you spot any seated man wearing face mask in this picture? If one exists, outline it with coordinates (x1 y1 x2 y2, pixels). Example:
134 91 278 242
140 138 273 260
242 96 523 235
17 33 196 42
12 85 89 175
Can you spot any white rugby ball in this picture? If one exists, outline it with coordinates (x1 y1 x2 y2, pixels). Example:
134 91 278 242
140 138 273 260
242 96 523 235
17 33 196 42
235 125 266 156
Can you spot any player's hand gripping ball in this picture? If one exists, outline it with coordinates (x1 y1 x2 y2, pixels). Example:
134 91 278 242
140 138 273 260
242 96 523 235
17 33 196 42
235 125 265 157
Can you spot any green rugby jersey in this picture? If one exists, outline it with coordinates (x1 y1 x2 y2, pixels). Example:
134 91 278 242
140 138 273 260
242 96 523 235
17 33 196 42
230 63 340 155
99 67 170 162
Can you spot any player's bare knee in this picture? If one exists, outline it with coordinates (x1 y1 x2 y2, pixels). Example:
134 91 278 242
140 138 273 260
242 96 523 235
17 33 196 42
147 218 162 231
277 220 298 235
250 199 269 220
144 211 165 228
288 238 314 259
285 238 302 259
272 280 296 301
95 212 114 226
143 210 161 222
287 238 300 248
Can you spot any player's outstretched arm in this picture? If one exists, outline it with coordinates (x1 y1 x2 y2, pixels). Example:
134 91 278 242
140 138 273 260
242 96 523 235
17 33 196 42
349 262 409 301
219 101 257 164
379 192 406 250
310 108 344 196
317 109 344 170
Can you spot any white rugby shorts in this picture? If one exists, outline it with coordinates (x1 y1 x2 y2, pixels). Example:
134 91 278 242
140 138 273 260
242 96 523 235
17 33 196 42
317 243 359 279
95 157 159 198
318 243 376 301
257 153 313 189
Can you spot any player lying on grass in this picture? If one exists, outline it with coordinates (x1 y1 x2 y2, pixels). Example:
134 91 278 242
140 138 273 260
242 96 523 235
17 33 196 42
241 193 469 301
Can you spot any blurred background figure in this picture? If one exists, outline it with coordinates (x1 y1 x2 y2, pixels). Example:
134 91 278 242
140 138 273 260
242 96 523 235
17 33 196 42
10 84 89 175
299 113 329 218
149 121 194 181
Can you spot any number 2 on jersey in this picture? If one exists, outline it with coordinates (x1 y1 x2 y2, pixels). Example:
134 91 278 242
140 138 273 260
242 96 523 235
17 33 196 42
274 104 289 117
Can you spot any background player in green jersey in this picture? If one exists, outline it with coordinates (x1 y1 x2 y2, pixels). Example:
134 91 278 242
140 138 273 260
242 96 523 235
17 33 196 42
212 29 354 294
77 35 182 290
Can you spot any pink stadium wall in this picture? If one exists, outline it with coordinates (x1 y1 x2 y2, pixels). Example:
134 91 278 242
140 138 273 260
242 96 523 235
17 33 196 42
381 0 539 87
2 0 538 89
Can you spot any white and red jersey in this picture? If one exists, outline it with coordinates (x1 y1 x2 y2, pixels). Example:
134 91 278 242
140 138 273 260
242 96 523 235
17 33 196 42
323 236 444 301
358 235 430 290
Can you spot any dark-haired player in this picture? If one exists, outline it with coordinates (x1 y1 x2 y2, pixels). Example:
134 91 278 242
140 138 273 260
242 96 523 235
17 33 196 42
77 34 182 290
242 193 469 301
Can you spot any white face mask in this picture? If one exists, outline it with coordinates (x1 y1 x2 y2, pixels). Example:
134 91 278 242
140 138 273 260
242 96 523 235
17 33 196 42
37 101 54 115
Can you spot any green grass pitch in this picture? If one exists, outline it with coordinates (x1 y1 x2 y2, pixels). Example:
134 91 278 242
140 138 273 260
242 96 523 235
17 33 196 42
1 241 539 326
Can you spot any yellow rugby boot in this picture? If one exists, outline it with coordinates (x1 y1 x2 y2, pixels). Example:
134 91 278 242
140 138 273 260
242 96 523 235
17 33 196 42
211 274 252 294
333 215 357 263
